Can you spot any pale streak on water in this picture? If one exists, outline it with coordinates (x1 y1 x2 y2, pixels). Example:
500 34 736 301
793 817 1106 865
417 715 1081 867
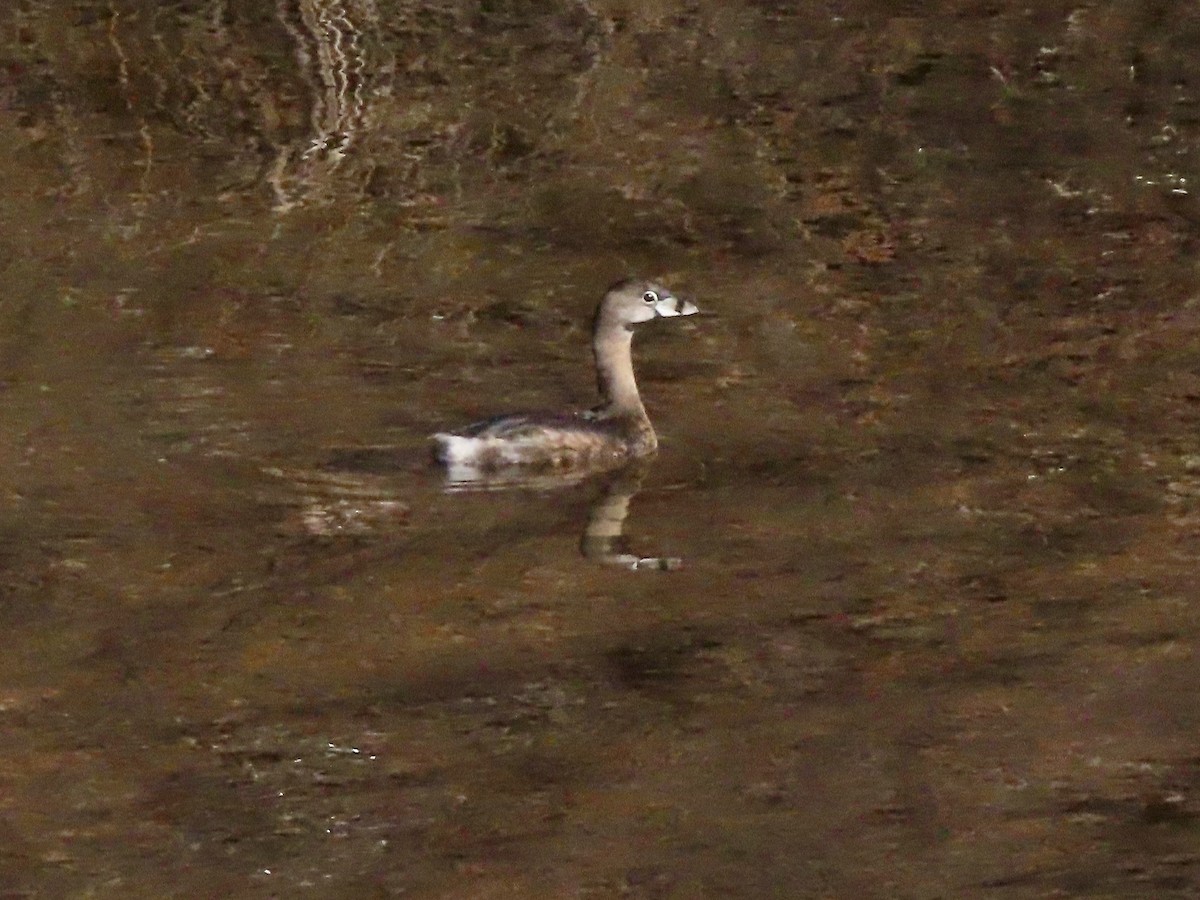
271 0 387 210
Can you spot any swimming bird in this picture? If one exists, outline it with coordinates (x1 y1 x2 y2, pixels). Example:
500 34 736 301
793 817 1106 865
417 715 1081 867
432 278 699 478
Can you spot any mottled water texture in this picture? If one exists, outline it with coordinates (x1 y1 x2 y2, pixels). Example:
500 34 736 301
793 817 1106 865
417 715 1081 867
2 1 1200 897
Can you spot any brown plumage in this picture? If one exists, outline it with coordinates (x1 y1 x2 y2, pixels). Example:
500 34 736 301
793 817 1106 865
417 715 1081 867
432 278 699 480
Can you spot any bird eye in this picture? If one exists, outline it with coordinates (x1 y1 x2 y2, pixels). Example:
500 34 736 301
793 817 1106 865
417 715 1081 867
642 290 658 304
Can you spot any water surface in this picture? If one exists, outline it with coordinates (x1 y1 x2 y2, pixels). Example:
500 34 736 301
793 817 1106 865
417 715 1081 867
2 1 1200 896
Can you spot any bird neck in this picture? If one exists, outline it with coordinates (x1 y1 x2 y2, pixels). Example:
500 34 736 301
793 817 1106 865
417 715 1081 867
593 323 645 417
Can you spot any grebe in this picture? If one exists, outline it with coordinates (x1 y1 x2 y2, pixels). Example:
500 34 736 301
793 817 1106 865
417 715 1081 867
432 278 699 477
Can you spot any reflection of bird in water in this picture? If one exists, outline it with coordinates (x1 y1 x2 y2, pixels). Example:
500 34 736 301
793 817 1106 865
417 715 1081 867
435 459 682 571
432 278 699 484
262 453 682 569
580 462 682 571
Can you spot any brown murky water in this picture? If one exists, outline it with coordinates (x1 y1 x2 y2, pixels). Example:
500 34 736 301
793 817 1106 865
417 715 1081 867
3 1 1200 897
